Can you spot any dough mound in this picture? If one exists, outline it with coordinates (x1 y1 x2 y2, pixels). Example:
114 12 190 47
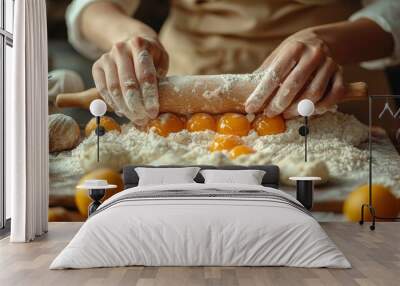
79 142 131 172
278 156 330 186
49 114 80 152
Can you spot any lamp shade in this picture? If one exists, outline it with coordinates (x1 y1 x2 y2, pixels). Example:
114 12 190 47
297 99 315 117
89 99 107 117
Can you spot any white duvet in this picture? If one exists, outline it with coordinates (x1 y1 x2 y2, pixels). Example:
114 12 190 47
50 183 350 269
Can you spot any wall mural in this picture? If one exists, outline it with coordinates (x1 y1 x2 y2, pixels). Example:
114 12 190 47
47 1 400 223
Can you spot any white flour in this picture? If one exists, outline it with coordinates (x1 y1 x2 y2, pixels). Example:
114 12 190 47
50 112 368 178
160 73 265 96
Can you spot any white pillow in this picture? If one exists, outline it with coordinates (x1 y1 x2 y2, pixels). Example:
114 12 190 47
135 167 200 186
200 169 266 185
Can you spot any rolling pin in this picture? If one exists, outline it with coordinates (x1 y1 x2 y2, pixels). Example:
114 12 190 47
56 74 367 115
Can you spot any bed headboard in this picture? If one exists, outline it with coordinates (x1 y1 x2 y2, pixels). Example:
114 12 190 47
123 165 280 189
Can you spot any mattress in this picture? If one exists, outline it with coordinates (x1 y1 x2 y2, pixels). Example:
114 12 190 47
50 183 350 269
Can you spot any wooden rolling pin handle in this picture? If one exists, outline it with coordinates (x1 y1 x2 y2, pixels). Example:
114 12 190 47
55 81 367 114
55 88 100 110
345 82 368 101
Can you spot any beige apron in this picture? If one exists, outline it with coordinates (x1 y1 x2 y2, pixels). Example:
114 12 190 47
159 0 391 122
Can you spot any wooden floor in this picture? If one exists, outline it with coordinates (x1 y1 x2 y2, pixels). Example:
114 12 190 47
0 222 399 286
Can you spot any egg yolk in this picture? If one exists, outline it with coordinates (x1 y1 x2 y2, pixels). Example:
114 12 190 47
85 116 121 137
217 113 251 136
229 145 255 159
209 135 243 152
148 113 185 137
253 115 286 136
187 113 217 132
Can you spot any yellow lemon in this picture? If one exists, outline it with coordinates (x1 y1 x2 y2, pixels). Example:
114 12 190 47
343 184 398 222
75 168 124 218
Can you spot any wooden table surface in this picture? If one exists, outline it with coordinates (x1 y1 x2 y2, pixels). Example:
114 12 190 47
1 222 400 286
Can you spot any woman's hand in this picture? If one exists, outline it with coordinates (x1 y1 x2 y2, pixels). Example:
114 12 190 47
92 35 169 125
245 29 344 119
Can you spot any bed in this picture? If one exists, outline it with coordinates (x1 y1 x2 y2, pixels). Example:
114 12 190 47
50 165 350 269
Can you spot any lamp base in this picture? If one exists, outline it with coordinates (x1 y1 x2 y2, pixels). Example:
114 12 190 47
88 189 106 216
359 203 376 231
95 125 106 136
359 203 400 230
296 180 313 210
298 125 309 136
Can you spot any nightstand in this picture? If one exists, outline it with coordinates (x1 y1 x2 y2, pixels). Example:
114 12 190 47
77 180 117 216
289 177 321 210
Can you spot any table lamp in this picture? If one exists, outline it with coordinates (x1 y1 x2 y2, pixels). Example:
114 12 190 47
297 99 315 162
89 99 107 162
289 99 318 210
77 180 117 216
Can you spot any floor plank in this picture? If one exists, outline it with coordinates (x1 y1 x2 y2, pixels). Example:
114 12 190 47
0 222 399 286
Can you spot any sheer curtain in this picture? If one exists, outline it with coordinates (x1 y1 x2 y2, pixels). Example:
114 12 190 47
7 0 49 242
